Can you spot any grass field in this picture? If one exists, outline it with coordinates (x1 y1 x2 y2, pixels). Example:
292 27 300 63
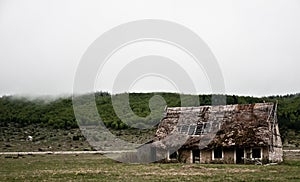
1 154 300 182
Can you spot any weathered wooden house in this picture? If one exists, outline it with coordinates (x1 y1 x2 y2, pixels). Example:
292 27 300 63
151 103 283 164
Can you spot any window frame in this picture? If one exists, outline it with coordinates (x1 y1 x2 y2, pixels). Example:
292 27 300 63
212 147 223 160
251 148 262 159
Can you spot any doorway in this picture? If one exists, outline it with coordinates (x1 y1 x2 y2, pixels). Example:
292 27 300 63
236 148 244 164
192 149 200 163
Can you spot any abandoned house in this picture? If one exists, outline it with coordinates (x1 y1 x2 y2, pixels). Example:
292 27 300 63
150 103 283 164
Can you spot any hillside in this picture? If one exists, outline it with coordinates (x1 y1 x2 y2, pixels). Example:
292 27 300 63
0 92 300 151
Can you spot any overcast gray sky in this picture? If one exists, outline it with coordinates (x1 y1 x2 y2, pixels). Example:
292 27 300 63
0 0 300 97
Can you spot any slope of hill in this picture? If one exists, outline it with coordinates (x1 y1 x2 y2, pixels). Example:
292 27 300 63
0 92 299 151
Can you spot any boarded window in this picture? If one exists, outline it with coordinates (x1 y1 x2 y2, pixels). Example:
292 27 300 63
214 148 223 159
252 148 261 158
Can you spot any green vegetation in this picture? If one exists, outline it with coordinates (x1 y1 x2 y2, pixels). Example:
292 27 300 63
0 92 300 145
0 154 300 181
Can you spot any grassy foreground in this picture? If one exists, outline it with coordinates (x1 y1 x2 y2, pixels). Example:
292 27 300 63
0 154 300 182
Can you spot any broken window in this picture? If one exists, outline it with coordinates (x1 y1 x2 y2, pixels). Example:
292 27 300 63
202 122 211 134
188 125 196 135
213 148 223 159
177 122 212 135
177 125 195 135
211 121 220 132
194 124 203 135
169 151 177 159
180 125 189 134
252 148 261 159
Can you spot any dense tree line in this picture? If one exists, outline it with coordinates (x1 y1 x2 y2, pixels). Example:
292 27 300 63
0 92 299 141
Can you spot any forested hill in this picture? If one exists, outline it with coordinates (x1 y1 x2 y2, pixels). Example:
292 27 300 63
0 92 299 142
